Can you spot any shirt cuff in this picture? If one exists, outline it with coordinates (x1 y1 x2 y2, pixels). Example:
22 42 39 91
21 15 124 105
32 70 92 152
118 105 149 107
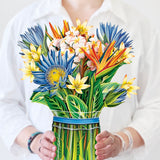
1 120 33 156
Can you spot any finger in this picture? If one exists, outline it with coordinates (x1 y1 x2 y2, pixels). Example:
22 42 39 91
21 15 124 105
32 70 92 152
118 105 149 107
39 152 55 160
95 136 114 149
40 138 57 152
40 146 56 159
43 131 56 143
96 144 112 156
96 131 110 141
97 148 115 160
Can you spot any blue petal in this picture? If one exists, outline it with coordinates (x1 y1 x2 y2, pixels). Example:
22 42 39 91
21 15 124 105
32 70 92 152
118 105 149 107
51 50 56 63
58 50 63 66
36 62 47 72
67 54 75 68
63 51 68 68
42 54 51 67
33 78 48 85
48 52 55 65
32 72 45 79
18 41 29 49
34 85 51 92
40 59 49 69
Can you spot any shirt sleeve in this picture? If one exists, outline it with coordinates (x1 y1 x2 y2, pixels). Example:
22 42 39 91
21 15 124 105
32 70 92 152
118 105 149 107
0 19 33 156
128 28 160 153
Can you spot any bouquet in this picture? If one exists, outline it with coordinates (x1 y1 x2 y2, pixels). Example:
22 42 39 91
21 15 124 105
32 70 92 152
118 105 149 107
18 19 139 160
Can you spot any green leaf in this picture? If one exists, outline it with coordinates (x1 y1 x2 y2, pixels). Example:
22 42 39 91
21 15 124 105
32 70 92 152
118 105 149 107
41 25 49 56
87 75 94 117
30 91 49 106
22 40 30 49
103 34 109 44
101 82 121 99
96 63 124 82
92 81 103 117
104 90 126 107
44 95 70 117
66 95 88 119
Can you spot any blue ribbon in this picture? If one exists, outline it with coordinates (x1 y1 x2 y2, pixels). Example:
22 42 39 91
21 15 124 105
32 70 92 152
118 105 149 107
53 116 99 124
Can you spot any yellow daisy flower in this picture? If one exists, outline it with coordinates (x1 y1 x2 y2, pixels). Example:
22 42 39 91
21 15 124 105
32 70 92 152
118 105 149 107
20 60 40 82
121 74 140 97
75 19 92 35
66 73 90 94
118 42 134 64
21 44 41 62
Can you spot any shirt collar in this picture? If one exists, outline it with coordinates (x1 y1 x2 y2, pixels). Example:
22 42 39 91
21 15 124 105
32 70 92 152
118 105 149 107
33 0 127 24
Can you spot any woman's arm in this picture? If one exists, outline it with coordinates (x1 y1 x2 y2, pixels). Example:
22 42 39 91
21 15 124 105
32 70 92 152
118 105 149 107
95 127 144 160
15 126 57 160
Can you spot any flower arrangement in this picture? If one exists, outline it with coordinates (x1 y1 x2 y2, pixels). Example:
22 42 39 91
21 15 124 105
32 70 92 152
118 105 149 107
18 19 139 159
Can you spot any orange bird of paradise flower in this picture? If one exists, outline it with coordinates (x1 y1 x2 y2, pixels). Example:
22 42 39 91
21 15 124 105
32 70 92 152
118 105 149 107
81 41 127 77
47 20 70 39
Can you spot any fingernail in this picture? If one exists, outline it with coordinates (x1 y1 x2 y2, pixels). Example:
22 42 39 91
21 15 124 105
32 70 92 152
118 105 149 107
52 146 56 151
52 152 54 157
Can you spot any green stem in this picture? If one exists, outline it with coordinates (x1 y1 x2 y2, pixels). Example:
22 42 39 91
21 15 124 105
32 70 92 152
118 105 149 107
62 88 68 96
88 76 94 117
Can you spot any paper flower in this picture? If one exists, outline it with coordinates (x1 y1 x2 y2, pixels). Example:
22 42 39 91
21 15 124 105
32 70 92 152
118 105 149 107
82 41 127 76
67 73 90 94
20 60 40 82
119 42 134 64
96 23 133 48
32 50 75 96
72 19 92 35
18 24 44 49
48 20 70 39
21 44 42 62
121 75 140 97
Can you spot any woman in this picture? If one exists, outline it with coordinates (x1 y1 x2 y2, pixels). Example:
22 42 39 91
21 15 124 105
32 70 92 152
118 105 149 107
0 0 160 160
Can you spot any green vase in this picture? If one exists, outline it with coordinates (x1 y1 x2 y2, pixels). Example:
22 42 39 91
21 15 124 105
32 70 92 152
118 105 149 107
52 117 100 160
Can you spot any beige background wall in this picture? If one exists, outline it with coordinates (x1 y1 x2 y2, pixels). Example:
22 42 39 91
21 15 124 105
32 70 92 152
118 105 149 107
0 0 160 159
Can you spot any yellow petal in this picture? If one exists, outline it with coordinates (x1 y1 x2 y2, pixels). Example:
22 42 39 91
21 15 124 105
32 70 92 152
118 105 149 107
128 78 136 85
30 75 34 82
123 74 128 84
21 49 30 54
120 42 125 50
130 85 140 90
124 59 131 64
66 85 75 90
82 20 87 26
81 76 88 83
76 73 81 82
32 53 40 61
21 74 28 80
80 84 90 89
76 19 81 26
68 75 75 84
30 44 36 52
75 88 83 94
37 45 42 55
125 47 132 54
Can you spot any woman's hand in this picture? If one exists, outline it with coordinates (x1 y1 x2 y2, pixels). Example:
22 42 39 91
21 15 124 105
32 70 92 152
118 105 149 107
95 130 122 160
30 131 57 160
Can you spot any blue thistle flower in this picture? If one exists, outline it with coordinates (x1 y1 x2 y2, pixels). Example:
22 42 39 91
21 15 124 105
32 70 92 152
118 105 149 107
18 24 44 49
104 87 127 107
32 50 75 96
96 22 133 48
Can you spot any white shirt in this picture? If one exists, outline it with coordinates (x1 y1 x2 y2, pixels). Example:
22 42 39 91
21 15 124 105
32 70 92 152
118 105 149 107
0 0 160 159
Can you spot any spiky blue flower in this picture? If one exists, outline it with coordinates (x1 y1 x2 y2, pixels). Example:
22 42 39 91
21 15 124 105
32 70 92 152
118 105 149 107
113 88 127 103
104 87 127 107
96 23 133 48
32 50 75 96
18 24 44 50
